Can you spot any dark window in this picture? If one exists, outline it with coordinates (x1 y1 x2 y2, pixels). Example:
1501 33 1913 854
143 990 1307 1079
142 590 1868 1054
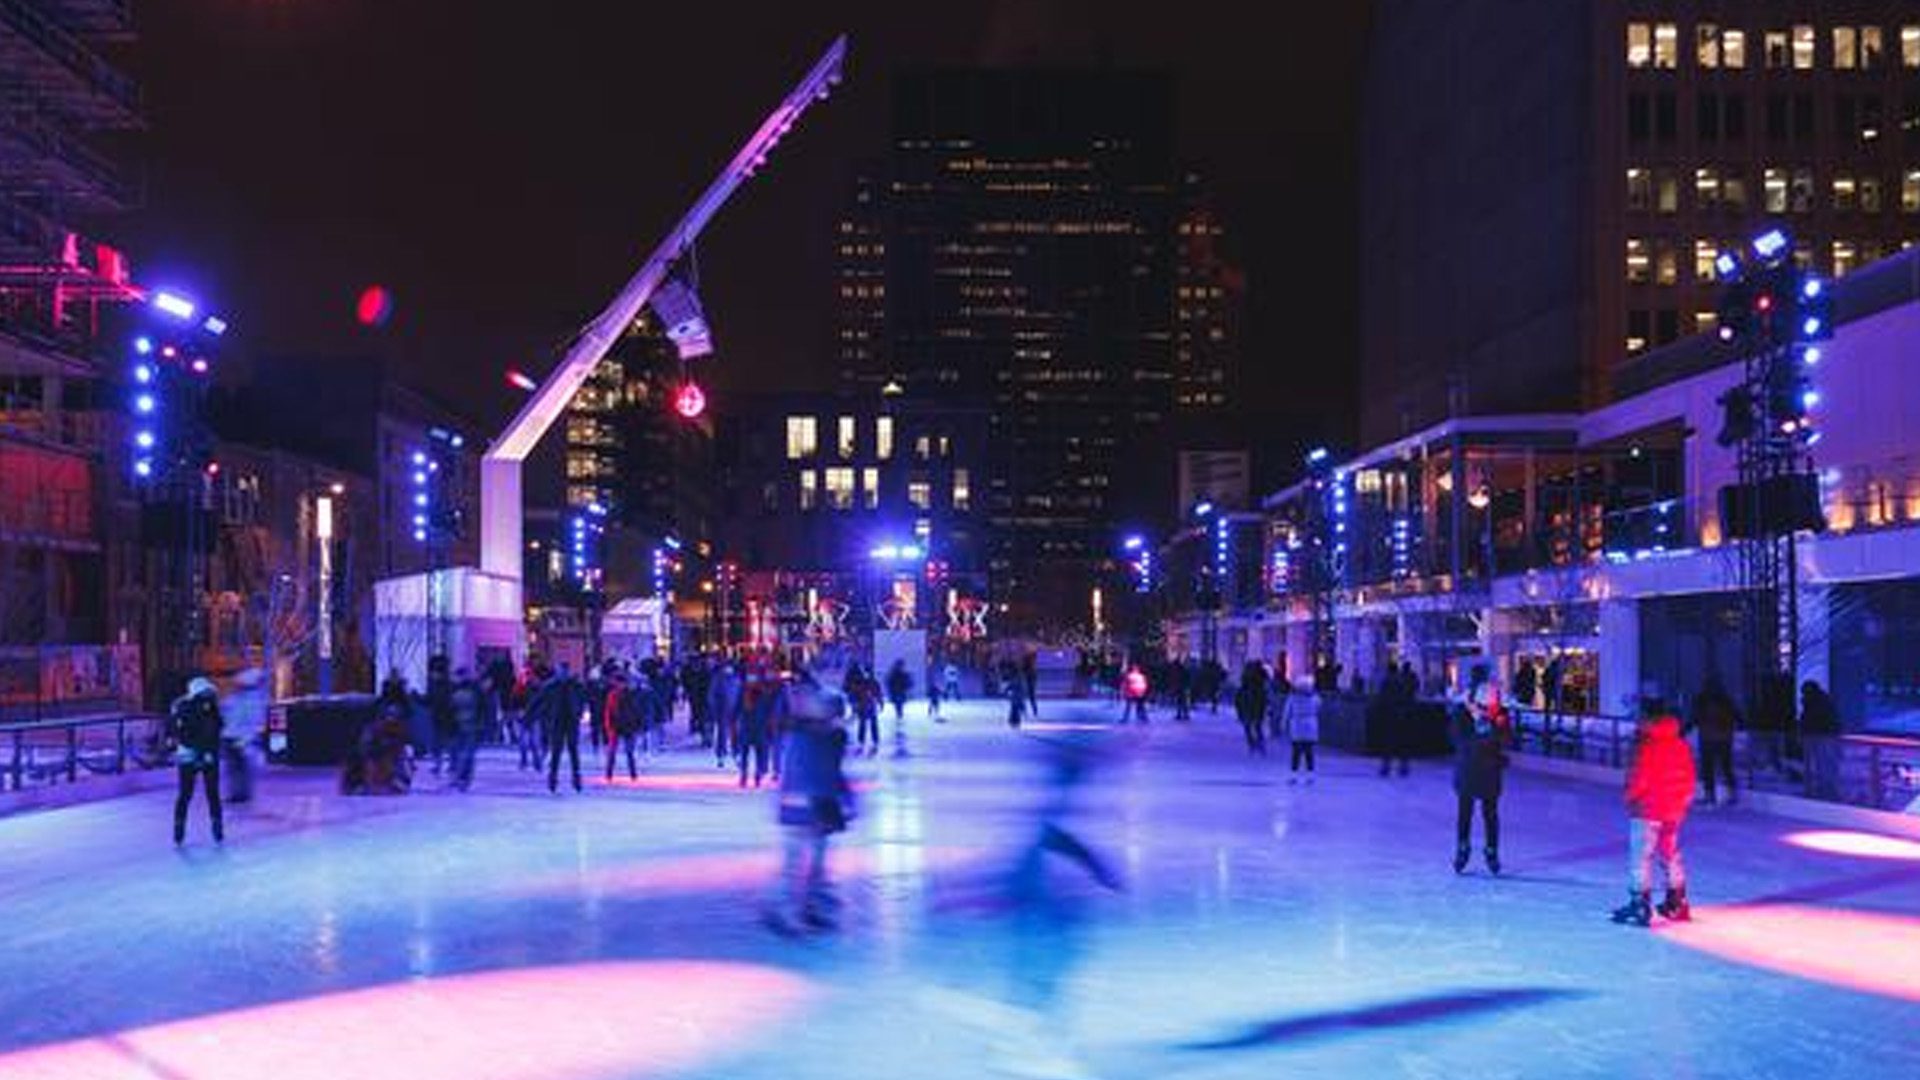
1767 94 1790 140
1628 93 1651 142
1698 93 1721 141
1904 92 1920 142
1655 309 1680 344
1627 309 1652 353
1837 95 1858 139
1794 93 1816 141
1725 95 1747 139
1863 97 1885 141
1656 93 1677 141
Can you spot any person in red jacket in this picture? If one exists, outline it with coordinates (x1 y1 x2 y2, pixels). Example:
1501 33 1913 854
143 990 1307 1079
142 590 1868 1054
1611 695 1697 927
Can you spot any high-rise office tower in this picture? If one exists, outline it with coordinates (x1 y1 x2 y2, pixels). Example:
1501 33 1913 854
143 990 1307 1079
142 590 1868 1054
1360 2 1920 446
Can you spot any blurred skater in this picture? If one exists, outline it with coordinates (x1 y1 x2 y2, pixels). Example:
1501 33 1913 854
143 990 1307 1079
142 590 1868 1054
762 682 854 934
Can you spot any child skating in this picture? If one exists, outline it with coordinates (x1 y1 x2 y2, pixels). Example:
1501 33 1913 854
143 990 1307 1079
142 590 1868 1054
1611 693 1697 927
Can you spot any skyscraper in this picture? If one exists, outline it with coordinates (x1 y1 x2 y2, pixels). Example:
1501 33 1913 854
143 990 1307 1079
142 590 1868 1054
841 68 1189 630
1360 1 1920 446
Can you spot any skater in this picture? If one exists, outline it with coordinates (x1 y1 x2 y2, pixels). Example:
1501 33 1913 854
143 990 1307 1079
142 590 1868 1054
530 662 584 794
762 682 854 934
426 655 455 775
1121 662 1150 724
1005 661 1029 728
603 667 644 781
1378 662 1415 777
448 667 483 791
944 661 963 702
1611 694 1697 927
1800 680 1842 801
1169 657 1192 721
1450 663 1510 873
1233 661 1269 755
926 660 945 722
708 660 741 767
738 667 780 787
1020 651 1040 719
168 676 225 845
844 664 880 754
222 666 268 804
1282 679 1321 780
1688 672 1740 805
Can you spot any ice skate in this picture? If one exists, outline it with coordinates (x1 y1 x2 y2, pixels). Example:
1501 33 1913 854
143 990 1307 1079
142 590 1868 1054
1453 843 1470 874
1484 846 1501 875
1610 890 1652 927
1657 886 1691 922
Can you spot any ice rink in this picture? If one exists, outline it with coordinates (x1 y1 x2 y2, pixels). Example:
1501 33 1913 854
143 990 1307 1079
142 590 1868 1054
2 697 1917 1079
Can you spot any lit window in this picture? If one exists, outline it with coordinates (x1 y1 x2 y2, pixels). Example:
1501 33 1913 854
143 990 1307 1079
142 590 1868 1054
1835 27 1859 69
1862 175 1884 213
1626 309 1651 354
1654 240 1678 285
1653 23 1678 68
953 468 971 511
914 519 931 543
1904 26 1920 67
1655 169 1678 213
1793 25 1814 69
1627 23 1652 67
1765 29 1790 68
1904 170 1920 212
1724 29 1747 68
862 467 880 509
1833 239 1860 277
799 469 817 510
1724 171 1749 211
1694 167 1720 208
1695 311 1719 334
876 416 894 460
1694 239 1720 281
908 480 932 510
1697 23 1720 68
1764 167 1789 212
1626 238 1650 283
1833 173 1858 211
825 467 855 511
1791 167 1815 213
786 416 818 459
914 435 932 460
1863 26 1885 69
1626 167 1652 209
837 416 856 459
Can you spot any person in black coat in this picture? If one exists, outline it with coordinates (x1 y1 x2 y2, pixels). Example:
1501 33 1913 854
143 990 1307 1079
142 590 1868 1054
1451 664 1510 874
1233 662 1269 755
169 676 226 845
525 663 583 794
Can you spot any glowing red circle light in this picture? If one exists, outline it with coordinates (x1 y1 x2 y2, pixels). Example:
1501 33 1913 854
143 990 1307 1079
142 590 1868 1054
355 285 395 328
674 380 707 419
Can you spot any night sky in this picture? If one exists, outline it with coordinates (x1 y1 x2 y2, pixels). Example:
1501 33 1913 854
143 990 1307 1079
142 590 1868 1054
117 1 1370 489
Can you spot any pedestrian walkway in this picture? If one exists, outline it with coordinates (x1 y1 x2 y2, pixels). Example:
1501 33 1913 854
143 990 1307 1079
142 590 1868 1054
1 698 1915 1078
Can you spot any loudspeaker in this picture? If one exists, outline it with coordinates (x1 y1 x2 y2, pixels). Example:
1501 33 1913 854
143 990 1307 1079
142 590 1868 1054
1719 474 1826 539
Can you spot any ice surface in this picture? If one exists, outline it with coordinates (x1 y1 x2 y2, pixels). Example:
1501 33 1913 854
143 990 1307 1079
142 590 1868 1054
2 698 1916 1079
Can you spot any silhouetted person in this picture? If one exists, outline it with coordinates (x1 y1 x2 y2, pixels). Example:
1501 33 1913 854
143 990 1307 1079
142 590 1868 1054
1687 673 1740 805
169 677 225 845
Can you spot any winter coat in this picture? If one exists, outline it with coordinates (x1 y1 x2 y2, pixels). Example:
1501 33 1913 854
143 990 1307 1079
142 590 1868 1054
169 693 225 759
1690 686 1740 742
1282 692 1320 743
778 722 852 832
1122 668 1149 701
1450 704 1510 799
1625 716 1697 823
450 679 484 734
1234 675 1268 724
884 665 913 704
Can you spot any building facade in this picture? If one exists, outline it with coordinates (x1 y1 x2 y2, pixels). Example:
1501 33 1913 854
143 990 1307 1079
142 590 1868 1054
1361 0 1920 445
838 68 1208 632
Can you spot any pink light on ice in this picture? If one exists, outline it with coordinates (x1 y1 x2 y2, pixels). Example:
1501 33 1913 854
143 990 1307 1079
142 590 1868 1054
1661 904 1920 1002
1783 829 1920 861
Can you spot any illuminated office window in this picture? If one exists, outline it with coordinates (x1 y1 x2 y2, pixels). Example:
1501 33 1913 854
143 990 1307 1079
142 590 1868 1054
1655 169 1678 213
1833 173 1858 211
1694 239 1720 282
1627 167 1652 209
1626 238 1651 283
1654 240 1678 285
1835 26 1860 69
1904 26 1920 67
1627 23 1653 68
1904 170 1920 212
786 416 818 460
1862 175 1884 212
876 416 894 460
1790 167 1815 213
1697 23 1720 68
825 467 855 511
908 480 932 510
862 467 880 509
1832 239 1861 276
1765 29 1790 68
953 468 972 511
837 416 856 459
1723 170 1749 211
1793 25 1815 69
1695 167 1720 208
798 469 817 510
1724 29 1747 68
1865 26 1885 68
1653 23 1678 68
1764 167 1789 212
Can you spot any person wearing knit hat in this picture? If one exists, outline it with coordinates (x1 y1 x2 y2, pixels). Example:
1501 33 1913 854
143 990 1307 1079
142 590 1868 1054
169 676 226 845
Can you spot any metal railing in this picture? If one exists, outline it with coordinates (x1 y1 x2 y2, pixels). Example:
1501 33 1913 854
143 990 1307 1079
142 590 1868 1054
2 711 165 792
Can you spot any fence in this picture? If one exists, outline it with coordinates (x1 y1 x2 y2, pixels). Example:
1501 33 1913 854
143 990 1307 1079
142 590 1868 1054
3 712 166 792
